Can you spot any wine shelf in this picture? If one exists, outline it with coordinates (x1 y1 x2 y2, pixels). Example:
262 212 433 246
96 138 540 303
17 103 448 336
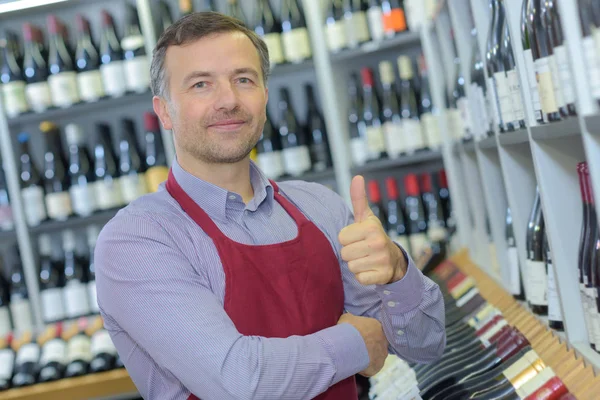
572 341 600 373
270 59 315 77
330 31 421 62
0 0 90 16
497 127 529 146
477 136 497 150
350 150 442 174
0 230 16 243
278 168 335 183
530 118 582 141
462 140 476 153
584 114 600 135
29 209 120 235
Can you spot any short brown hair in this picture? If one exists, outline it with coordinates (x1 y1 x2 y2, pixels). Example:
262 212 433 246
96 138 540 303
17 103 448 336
150 12 271 99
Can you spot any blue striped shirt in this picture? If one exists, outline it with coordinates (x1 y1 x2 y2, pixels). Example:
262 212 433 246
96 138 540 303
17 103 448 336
95 159 445 400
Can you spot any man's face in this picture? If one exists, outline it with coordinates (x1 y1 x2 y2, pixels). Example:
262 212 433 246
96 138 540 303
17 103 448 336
154 31 268 164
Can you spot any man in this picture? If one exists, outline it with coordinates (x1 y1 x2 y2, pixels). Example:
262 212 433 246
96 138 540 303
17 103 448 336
95 12 445 400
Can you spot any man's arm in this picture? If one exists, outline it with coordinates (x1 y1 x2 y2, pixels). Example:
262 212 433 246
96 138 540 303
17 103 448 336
95 211 369 400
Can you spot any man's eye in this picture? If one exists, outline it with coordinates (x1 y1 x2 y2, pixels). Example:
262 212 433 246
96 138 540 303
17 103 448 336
238 77 253 84
193 82 206 88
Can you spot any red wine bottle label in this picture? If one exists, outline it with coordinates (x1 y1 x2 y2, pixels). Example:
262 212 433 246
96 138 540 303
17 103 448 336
282 146 311 176
507 246 522 296
0 349 14 379
48 71 80 108
15 343 39 365
21 185 47 226
282 28 312 64
91 330 117 357
95 178 125 210
70 184 97 217
523 49 544 121
77 70 105 102
403 119 424 153
1 80 29 117
367 7 385 41
124 55 151 93
10 298 34 333
553 44 576 106
41 288 66 323
25 81 53 113
325 21 347 52
516 367 557 398
262 33 285 64
421 113 439 149
383 8 406 34
257 152 285 180
494 72 514 129
120 173 149 204
486 76 502 128
526 260 548 306
546 261 562 323
534 57 559 115
64 281 91 318
582 36 600 100
547 55 566 109
45 191 73 221
507 69 525 122
524 376 567 400
366 125 385 154
457 97 473 135
100 62 128 98
40 338 67 366
67 335 92 363
350 137 369 166
88 280 100 314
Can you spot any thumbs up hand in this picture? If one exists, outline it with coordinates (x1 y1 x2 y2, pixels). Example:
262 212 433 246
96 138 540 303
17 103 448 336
338 176 408 286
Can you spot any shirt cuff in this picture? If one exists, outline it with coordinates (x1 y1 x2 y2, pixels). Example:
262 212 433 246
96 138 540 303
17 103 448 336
315 323 369 385
375 248 424 314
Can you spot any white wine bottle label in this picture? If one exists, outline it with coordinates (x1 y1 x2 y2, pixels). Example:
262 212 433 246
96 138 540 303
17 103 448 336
16 343 39 365
493 72 514 128
100 62 128 98
124 56 151 93
526 260 548 306
546 261 562 323
523 49 544 121
507 246 522 296
21 185 47 226
67 335 92 363
95 178 125 210
25 81 53 113
383 121 404 157
548 54 566 109
581 289 595 345
352 11 370 43
325 21 347 53
64 281 91 318
0 307 10 337
486 76 502 128
534 57 559 115
88 280 100 314
350 137 369 166
586 294 598 346
456 287 479 308
592 304 600 347
427 224 447 242
408 233 428 259
77 70 105 102
91 330 117 356
1 80 29 117
282 28 312 64
41 287 66 323
257 152 285 180
343 15 359 48
367 7 385 42
506 70 525 123
48 71 80 108
0 349 14 379
475 85 491 135
456 97 473 136
583 36 600 100
146 166 169 193
421 113 439 149
45 191 73 221
70 184 97 217
10 298 33 334
120 173 149 204
282 146 311 176
262 33 285 64
553 45 576 105
366 125 386 154
403 119 424 152
40 338 67 366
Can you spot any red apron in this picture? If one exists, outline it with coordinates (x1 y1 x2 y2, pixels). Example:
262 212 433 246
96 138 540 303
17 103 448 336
165 171 357 400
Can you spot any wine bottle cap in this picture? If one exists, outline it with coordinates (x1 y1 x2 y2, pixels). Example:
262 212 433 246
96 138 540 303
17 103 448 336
144 112 161 132
420 173 433 193
62 230 76 251
378 61 395 85
438 169 448 189
17 132 30 143
39 121 57 134
367 180 381 203
404 173 420 196
38 234 53 256
65 124 85 145
385 177 399 200
22 23 34 41
46 15 59 34
397 56 413 80
360 67 374 87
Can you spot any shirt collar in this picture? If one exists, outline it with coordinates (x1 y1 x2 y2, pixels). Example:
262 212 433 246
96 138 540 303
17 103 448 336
171 158 275 223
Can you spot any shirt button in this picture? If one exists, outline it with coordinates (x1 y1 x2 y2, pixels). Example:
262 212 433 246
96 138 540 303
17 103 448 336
397 329 404 336
383 290 391 295
387 301 396 308
228 195 236 200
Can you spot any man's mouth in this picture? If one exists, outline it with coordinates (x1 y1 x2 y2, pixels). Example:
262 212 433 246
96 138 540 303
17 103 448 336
208 119 246 131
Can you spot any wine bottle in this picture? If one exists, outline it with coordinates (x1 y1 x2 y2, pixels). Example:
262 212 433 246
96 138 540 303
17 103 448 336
382 0 407 37
348 73 369 166
579 0 600 106
0 335 14 390
544 233 564 331
119 119 148 204
0 31 29 117
501 3 526 130
100 11 128 98
367 0 385 42
39 234 66 324
94 124 124 210
506 207 525 301
0 165 13 232
74 15 105 103
418 55 440 148
421 173 447 243
360 67 385 159
254 0 285 65
144 112 169 192
438 169 454 231
47 15 80 108
583 162 600 347
0 274 10 339
87 225 101 314
278 87 311 176
87 316 117 373
343 0 371 48
38 324 66 382
397 56 424 153
379 61 404 158
66 123 97 217
485 0 503 132
305 84 331 172
9 248 34 334
526 188 548 315
17 133 47 226
42 122 73 221
62 230 91 319
256 114 285 179
122 4 151 93
367 180 387 228
450 30 474 138
64 320 91 377
179 0 194 17
521 0 544 123
468 29 491 139
226 0 247 25
157 0 174 35
385 177 410 253
22 24 53 113
404 174 428 258
325 0 347 53
11 333 39 387
281 0 312 63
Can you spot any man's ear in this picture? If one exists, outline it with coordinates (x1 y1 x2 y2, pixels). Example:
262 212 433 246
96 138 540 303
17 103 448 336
152 96 173 130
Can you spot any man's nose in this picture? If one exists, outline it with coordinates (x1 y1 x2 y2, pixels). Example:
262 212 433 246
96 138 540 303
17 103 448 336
213 81 239 111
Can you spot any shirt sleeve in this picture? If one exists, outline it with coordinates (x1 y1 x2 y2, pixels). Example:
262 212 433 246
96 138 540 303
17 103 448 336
95 211 369 400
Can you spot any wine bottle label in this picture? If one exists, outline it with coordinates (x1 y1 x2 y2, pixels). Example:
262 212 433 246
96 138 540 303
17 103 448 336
146 166 169 193
67 335 92 363
473 84 491 135
583 36 600 100
367 7 385 41
124 56 151 93
309 143 329 172
70 184 97 217
366 125 386 154
257 152 285 180
452 108 465 140
91 330 117 357
95 178 125 210
456 97 473 135
120 173 149 204
581 291 596 345
450 277 475 299
100 62 128 98
282 28 312 64
41 288 66 323
77 70 105 102
64 280 91 318
0 202 13 231
10 298 33 334
526 260 548 306
547 54 566 109
88 280 100 314
262 33 285 65
352 11 371 43
403 119 424 152
16 343 40 365
506 70 525 123
383 121 404 157
493 72 514 129
516 367 556 398
534 57 559 115
503 356 537 382
21 185 47 226
1 80 29 117
526 376 566 400
282 146 311 176
325 21 347 52
408 232 428 259
507 246 522 296
480 319 508 342
45 191 73 221
40 338 67 366
0 349 14 380
553 45 576 106
486 76 502 128
455 287 479 308
421 113 439 149
383 8 406 34
523 49 544 121
546 261 562 323
350 137 369 166
25 81 53 113
592 304 600 347
0 306 10 338
48 71 80 108
427 224 447 242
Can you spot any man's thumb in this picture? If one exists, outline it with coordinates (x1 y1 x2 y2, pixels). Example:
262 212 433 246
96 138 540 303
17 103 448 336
350 175 373 223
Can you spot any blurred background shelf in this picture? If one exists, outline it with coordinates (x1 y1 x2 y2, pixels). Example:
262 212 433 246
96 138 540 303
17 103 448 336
530 118 581 141
29 209 119 235
585 114 600 134
497 128 529 146
351 150 442 174
477 136 497 149
270 59 314 76
330 31 421 62
279 168 335 183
